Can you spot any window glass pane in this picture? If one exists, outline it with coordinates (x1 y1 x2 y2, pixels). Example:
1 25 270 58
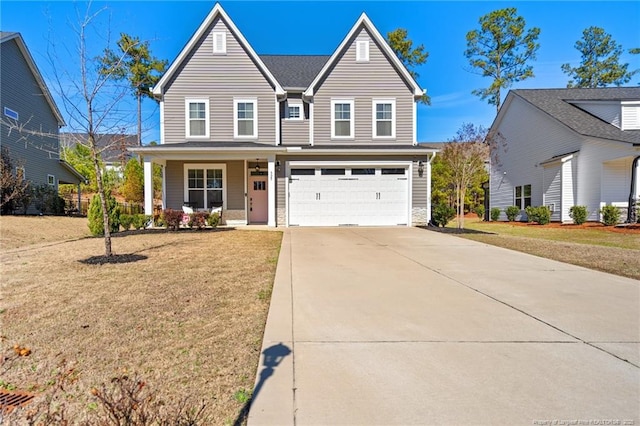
334 104 350 120
381 168 405 175
207 190 223 207
524 184 531 197
515 186 522 198
206 169 222 189
188 190 204 209
291 168 315 176
238 120 254 136
188 169 204 188
237 103 254 119
351 168 375 175
288 106 300 119
190 120 205 136
335 121 351 136
376 103 392 120
377 121 392 136
189 103 205 119
321 168 345 175
524 197 532 208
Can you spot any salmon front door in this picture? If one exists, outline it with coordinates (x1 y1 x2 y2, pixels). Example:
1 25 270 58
249 173 268 223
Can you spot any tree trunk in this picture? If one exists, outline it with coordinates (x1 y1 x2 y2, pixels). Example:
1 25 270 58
90 135 112 257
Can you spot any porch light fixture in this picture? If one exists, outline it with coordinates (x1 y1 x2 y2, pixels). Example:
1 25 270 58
255 160 260 173
418 161 424 177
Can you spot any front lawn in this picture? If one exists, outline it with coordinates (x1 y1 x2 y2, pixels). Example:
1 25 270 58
439 217 640 280
0 217 282 424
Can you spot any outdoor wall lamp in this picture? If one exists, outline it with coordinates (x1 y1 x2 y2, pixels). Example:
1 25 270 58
418 161 424 177
255 159 260 173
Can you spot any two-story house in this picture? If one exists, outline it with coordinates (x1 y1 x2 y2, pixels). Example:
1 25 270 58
1 32 86 213
488 88 640 223
131 3 437 227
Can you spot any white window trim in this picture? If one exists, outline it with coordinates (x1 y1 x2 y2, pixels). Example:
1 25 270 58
47 174 55 186
185 98 210 139
212 31 227 54
356 40 369 62
234 98 258 139
285 99 303 121
183 163 227 210
4 106 18 120
331 99 355 140
372 99 396 139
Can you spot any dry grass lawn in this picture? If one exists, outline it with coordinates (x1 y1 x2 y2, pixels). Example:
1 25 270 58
0 216 282 424
440 217 640 280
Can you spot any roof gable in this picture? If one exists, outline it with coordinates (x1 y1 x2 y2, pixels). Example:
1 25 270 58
494 88 640 145
152 3 284 97
259 55 330 90
0 32 65 126
303 13 423 99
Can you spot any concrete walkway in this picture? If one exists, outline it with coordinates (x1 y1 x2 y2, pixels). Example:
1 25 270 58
248 227 640 425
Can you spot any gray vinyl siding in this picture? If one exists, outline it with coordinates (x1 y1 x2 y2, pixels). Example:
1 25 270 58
164 160 245 210
312 28 414 145
281 94 310 145
163 17 276 145
411 159 427 209
542 163 562 222
0 39 79 190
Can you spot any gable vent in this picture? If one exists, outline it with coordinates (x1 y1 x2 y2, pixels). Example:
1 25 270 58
356 40 369 62
213 31 226 54
621 103 640 130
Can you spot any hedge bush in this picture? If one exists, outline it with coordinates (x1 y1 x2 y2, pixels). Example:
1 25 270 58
88 191 120 236
525 205 551 225
505 206 520 222
432 204 456 227
132 214 150 230
188 212 209 230
207 211 220 228
600 205 620 226
474 205 485 220
162 209 183 231
490 207 501 221
569 205 588 225
120 214 133 230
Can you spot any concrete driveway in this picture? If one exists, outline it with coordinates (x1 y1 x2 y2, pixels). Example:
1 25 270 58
248 227 639 425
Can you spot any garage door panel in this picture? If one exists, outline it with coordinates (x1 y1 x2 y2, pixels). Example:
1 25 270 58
288 166 409 226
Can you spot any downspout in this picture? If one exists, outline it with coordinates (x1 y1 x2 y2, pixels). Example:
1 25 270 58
627 155 640 223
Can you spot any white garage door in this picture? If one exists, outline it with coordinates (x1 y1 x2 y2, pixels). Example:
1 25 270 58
288 166 409 226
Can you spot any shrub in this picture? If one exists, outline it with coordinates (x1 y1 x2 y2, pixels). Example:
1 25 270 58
432 203 456 227
132 214 150 230
474 205 485 220
505 205 520 222
525 205 551 225
207 211 220 228
31 184 66 215
88 191 120 236
162 209 183 230
120 214 133 230
600 205 621 226
569 205 588 225
490 207 501 221
188 212 208 230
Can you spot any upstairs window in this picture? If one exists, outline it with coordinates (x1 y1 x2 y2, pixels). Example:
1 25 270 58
234 99 257 138
47 174 55 186
515 184 532 209
373 100 395 138
286 100 303 120
356 40 369 62
185 99 209 138
213 31 226 54
331 99 354 139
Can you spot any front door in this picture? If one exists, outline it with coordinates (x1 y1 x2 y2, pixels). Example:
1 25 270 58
249 173 268 223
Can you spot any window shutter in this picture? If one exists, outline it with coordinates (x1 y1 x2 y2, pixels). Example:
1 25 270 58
356 40 369 62
213 32 226 54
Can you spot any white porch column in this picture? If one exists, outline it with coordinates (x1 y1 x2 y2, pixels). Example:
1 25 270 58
267 156 276 227
426 153 435 224
143 157 154 215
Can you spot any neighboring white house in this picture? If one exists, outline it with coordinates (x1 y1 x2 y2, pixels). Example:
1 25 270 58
489 87 640 223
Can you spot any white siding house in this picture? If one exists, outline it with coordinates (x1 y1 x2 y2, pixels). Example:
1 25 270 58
489 88 640 223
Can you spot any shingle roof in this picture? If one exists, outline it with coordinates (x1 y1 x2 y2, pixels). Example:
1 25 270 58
511 88 640 145
259 55 330 90
61 133 139 163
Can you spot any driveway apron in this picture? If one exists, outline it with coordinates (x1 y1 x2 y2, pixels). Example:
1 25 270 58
248 227 639 425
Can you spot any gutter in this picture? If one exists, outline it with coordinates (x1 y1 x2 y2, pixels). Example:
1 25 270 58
627 155 640 223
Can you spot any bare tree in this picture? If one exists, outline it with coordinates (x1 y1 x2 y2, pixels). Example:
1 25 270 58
441 124 489 230
46 4 134 257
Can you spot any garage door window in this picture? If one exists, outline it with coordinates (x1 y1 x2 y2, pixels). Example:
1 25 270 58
381 168 405 175
351 168 375 175
321 168 345 175
291 168 315 176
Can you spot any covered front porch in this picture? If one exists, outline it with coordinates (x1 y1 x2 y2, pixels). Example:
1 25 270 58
130 143 285 227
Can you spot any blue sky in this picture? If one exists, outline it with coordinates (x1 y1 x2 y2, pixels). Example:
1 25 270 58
3 1 639 144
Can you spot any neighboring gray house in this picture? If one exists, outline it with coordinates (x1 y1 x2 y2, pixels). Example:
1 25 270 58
489 88 640 223
61 132 138 176
131 3 437 226
1 32 85 210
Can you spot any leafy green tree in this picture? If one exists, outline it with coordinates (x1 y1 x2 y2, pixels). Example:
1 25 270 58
62 144 99 193
100 33 167 146
561 27 638 87
88 190 120 236
465 8 540 112
121 157 144 203
387 28 430 105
